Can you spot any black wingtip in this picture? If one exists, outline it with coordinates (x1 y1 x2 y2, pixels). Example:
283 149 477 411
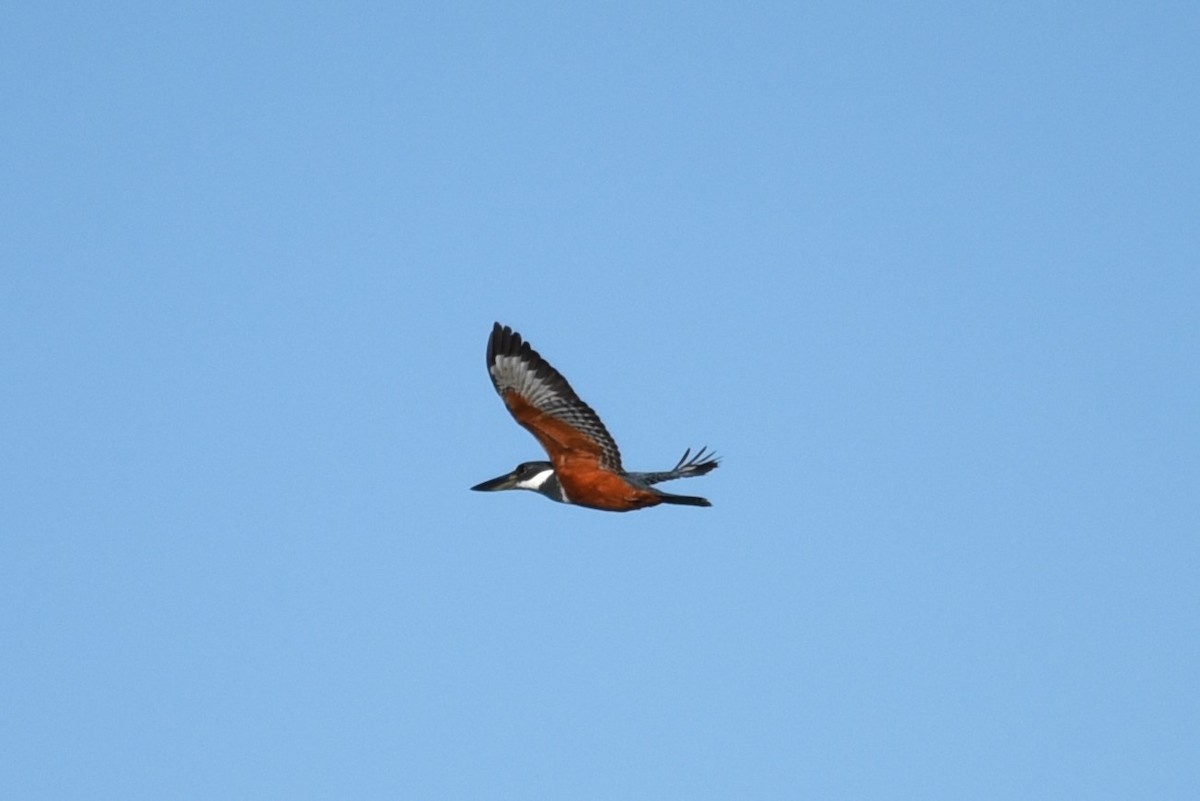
488 322 524 357
674 446 721 477
488 322 521 369
487 323 565 392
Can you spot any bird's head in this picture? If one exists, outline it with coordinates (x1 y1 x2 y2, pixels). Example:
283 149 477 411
470 461 556 494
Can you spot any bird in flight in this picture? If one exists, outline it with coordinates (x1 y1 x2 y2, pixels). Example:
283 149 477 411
472 322 719 512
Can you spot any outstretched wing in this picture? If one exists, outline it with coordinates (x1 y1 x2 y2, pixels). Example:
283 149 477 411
629 446 720 485
485 322 624 473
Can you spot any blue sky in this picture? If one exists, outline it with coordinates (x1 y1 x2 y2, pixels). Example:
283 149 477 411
2 2 1197 798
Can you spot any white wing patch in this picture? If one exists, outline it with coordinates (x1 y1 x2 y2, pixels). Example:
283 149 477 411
491 354 559 407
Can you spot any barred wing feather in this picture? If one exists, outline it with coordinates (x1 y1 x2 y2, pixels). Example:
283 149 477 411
486 323 624 472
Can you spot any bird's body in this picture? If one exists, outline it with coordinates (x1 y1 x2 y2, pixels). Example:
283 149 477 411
472 323 718 512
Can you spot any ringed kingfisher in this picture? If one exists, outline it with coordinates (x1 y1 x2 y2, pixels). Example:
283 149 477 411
471 322 719 512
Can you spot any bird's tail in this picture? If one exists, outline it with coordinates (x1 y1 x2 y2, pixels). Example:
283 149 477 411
634 446 720 486
654 490 712 507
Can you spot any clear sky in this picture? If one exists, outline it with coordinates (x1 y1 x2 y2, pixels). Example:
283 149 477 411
3 2 1197 799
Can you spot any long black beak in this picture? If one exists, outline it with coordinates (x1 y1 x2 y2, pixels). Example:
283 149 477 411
471 471 519 492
